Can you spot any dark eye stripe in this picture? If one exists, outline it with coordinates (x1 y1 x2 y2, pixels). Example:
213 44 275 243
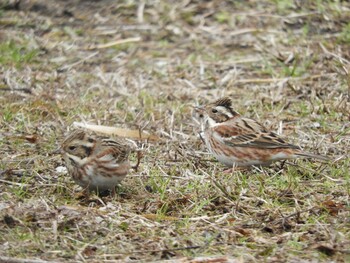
82 146 92 156
69 157 76 165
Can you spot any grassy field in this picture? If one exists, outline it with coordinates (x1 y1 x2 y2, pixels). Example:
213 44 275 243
0 0 349 262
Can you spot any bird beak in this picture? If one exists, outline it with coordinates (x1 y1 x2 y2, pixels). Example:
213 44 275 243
192 106 205 118
51 147 62 155
194 106 204 110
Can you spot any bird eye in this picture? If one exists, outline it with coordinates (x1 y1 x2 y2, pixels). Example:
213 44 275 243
68 146 76 151
211 109 218 113
87 138 94 143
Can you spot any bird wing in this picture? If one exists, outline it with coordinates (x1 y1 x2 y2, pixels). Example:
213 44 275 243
100 139 131 162
212 117 300 149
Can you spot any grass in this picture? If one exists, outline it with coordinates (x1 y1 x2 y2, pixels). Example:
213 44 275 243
0 0 349 262
0 41 38 67
338 22 350 44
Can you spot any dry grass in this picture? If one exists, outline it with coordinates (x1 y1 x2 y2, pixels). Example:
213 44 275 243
0 0 349 262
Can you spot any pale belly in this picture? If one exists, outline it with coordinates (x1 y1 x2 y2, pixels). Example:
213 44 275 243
88 174 125 191
213 152 264 167
73 163 128 191
212 149 293 167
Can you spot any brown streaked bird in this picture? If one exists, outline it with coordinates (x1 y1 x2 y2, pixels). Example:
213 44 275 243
196 97 329 168
61 130 131 196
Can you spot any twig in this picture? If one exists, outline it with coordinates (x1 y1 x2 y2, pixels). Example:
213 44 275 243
0 88 32 93
199 57 262 66
132 150 143 172
234 74 335 84
73 122 159 141
229 28 275 37
101 243 226 256
85 37 141 50
271 207 318 227
101 246 202 256
58 52 98 72
131 174 187 180
340 64 350 102
319 43 350 65
0 257 59 263
0 179 29 186
137 2 145 23
0 169 26 177
239 11 320 19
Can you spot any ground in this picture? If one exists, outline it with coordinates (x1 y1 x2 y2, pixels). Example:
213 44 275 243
0 0 349 262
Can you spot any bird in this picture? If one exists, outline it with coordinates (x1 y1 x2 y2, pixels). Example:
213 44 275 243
60 130 131 196
196 97 329 168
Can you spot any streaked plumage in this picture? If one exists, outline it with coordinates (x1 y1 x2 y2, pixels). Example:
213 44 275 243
61 130 131 195
198 97 328 167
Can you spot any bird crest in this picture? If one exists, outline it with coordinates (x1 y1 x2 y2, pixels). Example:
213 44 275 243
62 130 86 145
214 97 232 109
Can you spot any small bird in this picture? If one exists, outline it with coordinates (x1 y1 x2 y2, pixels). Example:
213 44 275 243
60 130 131 196
196 97 329 168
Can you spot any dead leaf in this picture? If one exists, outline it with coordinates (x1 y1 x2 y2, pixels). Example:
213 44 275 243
22 134 38 143
322 199 344 216
82 245 97 257
73 122 160 141
188 256 239 263
314 244 337 256
142 214 178 221
234 227 252 236
3 214 19 228
85 37 141 50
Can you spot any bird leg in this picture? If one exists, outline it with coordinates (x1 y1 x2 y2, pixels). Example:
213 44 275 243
111 187 116 198
132 150 143 172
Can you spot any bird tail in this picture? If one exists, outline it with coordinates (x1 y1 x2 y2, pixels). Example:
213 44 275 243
296 152 330 161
